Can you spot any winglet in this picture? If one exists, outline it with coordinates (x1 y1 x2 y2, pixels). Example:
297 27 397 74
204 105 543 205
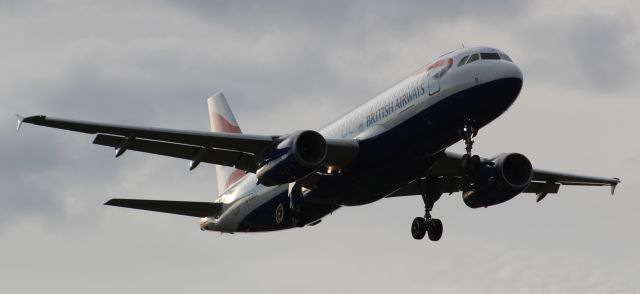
17 115 47 129
611 178 621 195
15 114 23 131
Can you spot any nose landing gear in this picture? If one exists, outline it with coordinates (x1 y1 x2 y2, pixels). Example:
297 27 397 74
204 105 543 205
410 176 444 241
460 120 480 174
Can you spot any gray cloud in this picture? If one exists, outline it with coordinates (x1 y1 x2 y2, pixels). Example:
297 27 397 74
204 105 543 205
515 8 639 94
1 1 638 293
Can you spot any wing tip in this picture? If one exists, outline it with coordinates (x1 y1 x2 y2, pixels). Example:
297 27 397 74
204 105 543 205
611 178 621 195
15 114 23 131
104 198 121 206
19 115 47 128
14 114 46 131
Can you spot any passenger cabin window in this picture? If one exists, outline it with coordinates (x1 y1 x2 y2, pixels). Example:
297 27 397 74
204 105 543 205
466 53 479 64
480 52 500 60
457 56 469 67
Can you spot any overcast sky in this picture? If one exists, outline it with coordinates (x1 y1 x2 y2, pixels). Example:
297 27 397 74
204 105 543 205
1 1 639 293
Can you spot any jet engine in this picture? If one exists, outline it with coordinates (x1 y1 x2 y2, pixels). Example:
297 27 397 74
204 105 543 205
256 130 327 186
463 153 533 208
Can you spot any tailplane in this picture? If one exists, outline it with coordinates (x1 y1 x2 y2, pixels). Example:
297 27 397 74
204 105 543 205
207 92 246 194
105 198 222 217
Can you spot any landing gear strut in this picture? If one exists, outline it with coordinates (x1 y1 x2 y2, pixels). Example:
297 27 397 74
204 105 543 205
288 183 306 227
411 176 444 241
460 120 480 174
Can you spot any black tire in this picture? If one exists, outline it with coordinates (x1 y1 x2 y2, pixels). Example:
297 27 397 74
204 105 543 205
427 219 443 241
411 217 427 240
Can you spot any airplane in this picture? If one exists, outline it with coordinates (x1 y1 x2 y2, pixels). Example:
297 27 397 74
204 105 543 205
17 46 620 241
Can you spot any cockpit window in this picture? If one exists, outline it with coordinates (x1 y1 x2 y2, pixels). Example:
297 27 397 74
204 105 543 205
480 52 500 60
499 53 513 62
457 56 469 67
466 54 479 64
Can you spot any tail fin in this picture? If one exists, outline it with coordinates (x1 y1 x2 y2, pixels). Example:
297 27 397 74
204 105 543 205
207 92 246 194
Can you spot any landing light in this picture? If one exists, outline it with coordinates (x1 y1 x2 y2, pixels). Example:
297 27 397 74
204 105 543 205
325 165 341 175
199 217 209 231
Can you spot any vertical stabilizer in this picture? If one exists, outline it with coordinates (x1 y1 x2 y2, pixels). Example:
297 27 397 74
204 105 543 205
207 92 246 194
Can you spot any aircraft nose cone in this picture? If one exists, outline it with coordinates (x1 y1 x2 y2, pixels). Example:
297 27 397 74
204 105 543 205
508 62 523 81
498 61 523 82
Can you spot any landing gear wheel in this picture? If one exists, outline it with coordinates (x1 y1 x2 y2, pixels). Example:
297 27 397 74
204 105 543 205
411 176 444 241
411 217 427 240
427 219 443 241
275 203 285 225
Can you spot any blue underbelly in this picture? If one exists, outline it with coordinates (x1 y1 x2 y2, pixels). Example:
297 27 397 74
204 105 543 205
237 77 522 231
306 77 523 205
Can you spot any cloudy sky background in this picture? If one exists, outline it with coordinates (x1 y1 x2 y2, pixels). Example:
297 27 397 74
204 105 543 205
1 1 638 293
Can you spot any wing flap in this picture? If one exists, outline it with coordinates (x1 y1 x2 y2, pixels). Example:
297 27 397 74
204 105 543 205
532 169 620 186
93 134 257 171
105 198 223 217
386 177 463 198
524 181 560 194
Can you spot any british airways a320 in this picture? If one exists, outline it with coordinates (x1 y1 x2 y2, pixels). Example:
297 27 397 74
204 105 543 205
18 46 620 241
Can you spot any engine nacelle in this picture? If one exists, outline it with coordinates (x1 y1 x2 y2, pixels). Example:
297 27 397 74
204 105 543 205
256 130 327 186
463 153 533 208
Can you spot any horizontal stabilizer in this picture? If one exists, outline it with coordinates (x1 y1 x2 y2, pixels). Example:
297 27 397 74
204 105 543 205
105 199 222 217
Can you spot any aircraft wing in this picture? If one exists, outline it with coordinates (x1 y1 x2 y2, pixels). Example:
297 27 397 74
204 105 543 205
388 151 620 201
19 115 358 172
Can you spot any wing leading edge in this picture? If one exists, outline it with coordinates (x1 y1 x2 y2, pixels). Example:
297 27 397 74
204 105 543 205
21 115 275 172
19 115 359 172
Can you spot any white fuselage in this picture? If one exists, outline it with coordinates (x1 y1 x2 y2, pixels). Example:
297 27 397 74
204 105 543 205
202 46 523 233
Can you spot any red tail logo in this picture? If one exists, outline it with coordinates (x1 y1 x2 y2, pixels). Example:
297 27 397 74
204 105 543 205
210 112 241 133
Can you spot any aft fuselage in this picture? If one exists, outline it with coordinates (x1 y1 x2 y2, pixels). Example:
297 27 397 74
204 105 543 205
201 47 523 233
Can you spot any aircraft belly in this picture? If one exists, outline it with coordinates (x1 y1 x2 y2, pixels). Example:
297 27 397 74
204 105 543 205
308 78 523 206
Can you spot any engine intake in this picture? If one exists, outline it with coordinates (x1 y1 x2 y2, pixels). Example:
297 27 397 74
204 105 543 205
256 130 327 186
463 153 533 208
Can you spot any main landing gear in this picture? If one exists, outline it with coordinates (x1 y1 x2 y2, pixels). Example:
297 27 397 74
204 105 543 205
411 176 444 241
288 183 306 227
460 120 480 174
